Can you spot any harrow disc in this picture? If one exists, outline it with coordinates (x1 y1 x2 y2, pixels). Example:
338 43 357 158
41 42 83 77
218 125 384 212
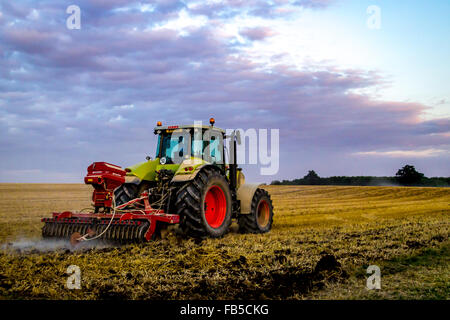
42 218 150 243
70 232 82 246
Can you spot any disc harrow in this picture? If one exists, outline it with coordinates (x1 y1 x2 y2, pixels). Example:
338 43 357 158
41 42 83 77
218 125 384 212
42 217 150 243
41 162 180 246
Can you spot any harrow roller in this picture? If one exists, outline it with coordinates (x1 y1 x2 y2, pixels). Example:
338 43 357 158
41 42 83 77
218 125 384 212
42 218 152 243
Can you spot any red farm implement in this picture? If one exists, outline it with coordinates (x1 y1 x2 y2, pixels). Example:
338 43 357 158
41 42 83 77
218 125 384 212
41 162 179 245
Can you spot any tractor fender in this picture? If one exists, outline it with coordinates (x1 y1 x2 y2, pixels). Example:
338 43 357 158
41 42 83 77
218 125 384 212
171 163 217 183
124 175 141 185
237 183 263 214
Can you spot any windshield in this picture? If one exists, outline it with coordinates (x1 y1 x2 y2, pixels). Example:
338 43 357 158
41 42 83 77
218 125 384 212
156 131 223 164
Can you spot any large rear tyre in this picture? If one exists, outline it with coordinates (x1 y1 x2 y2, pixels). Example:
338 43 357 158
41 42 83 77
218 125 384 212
175 168 232 238
114 183 139 206
238 188 274 234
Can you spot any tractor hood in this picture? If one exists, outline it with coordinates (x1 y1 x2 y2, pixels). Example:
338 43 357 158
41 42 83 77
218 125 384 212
125 157 207 182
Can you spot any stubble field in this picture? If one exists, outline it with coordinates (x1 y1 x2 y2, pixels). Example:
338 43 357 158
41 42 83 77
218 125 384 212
0 184 448 300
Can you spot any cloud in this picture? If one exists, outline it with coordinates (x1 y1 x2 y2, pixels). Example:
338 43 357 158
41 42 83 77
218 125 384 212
0 0 448 182
240 26 276 41
353 149 450 158
187 0 336 18
113 104 134 110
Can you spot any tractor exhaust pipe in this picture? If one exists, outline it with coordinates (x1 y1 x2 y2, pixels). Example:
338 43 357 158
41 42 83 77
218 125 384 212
229 130 241 191
230 138 237 190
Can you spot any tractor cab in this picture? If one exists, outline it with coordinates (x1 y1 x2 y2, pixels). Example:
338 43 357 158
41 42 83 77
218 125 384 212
153 121 226 167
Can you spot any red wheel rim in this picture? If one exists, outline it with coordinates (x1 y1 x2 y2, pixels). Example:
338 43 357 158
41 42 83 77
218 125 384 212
257 200 270 228
204 186 227 228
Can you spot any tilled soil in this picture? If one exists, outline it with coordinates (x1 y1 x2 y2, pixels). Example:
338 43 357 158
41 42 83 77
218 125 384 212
0 185 448 299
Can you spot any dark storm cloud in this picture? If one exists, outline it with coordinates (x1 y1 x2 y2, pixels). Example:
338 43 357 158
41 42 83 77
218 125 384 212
0 0 448 182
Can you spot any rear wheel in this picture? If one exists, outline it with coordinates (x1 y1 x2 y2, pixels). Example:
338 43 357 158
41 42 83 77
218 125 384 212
114 183 138 206
175 168 232 238
238 188 274 233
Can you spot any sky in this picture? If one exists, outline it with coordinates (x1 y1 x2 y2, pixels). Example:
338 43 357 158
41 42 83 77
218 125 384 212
0 0 449 183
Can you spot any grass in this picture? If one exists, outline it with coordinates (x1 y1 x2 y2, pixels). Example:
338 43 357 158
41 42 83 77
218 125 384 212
0 184 448 299
310 244 450 300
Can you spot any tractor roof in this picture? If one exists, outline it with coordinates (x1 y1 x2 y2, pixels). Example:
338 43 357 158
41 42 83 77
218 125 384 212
154 125 225 134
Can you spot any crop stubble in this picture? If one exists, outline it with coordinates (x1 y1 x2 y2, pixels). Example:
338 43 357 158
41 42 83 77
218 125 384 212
0 184 448 299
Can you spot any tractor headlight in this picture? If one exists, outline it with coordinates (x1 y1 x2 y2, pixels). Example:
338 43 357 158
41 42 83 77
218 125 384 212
160 157 167 165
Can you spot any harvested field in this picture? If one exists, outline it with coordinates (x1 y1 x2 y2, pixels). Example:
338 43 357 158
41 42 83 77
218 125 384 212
0 184 448 299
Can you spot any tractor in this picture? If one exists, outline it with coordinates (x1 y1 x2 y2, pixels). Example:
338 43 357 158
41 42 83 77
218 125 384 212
42 118 274 244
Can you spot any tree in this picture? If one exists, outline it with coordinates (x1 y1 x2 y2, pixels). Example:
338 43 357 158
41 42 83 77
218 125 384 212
395 165 424 185
303 170 321 185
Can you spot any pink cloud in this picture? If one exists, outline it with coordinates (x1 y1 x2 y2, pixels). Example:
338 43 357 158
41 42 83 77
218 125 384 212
0 0 448 182
240 27 276 41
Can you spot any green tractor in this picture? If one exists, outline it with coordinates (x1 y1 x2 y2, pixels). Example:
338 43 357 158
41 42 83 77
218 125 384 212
42 118 274 243
114 118 274 238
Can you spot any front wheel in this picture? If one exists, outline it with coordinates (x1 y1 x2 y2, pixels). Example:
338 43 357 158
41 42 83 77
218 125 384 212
238 188 274 233
175 168 232 238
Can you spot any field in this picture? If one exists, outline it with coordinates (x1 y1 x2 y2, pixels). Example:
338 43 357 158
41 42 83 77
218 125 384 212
0 184 449 300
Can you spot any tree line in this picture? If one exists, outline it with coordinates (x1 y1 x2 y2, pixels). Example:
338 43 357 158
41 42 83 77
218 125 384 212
271 165 450 187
